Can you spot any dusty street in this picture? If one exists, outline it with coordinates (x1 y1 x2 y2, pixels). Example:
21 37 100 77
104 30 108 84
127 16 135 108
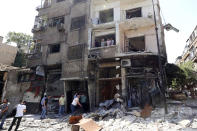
2 99 197 131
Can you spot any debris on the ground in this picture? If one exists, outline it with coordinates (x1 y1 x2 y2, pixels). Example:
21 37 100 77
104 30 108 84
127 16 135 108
140 104 153 118
76 119 102 131
172 93 187 100
69 115 82 124
1 99 197 131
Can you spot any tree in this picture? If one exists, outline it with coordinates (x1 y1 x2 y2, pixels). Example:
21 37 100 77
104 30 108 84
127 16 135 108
166 61 197 95
6 32 32 52
165 63 186 90
5 32 33 67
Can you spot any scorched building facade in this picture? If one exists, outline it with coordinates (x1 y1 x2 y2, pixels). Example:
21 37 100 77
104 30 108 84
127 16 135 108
28 0 167 112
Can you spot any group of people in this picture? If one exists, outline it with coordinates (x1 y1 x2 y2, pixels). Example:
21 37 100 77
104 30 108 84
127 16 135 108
0 93 88 130
40 93 87 119
0 99 26 131
95 38 115 47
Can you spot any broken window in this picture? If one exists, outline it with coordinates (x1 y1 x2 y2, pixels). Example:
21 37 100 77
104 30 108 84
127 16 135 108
56 0 65 2
71 16 86 30
49 16 64 27
49 44 60 53
67 44 85 60
18 74 32 83
74 0 86 4
126 8 142 19
128 36 145 52
99 9 114 24
93 34 116 48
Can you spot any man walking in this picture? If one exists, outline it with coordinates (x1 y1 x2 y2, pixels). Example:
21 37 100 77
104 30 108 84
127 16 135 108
71 95 82 114
58 95 65 116
40 95 47 119
8 100 26 131
0 99 9 130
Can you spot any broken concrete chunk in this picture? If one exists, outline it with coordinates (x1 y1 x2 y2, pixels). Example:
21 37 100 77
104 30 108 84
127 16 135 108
75 119 102 131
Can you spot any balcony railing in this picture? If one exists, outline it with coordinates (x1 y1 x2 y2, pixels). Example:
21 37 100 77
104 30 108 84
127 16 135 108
36 0 51 11
27 52 42 60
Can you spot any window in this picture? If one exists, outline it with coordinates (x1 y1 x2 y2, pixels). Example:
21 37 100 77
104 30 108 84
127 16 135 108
49 16 64 27
57 0 65 2
67 44 84 60
128 36 145 52
49 44 60 53
74 0 86 4
18 74 32 82
71 16 86 30
126 8 142 19
34 43 42 53
93 34 116 48
99 9 114 24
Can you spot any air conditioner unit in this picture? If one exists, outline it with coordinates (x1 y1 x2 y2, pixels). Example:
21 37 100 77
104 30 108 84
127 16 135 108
121 59 131 67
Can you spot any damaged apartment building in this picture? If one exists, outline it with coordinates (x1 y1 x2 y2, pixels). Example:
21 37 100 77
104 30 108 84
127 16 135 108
28 0 167 112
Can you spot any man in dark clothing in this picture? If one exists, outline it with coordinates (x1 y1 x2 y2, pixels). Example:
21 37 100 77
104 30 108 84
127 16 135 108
80 94 88 112
8 101 26 131
0 99 9 130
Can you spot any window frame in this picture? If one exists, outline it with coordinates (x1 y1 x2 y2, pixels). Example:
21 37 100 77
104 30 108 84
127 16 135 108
99 8 114 24
70 15 86 30
49 44 61 54
126 7 142 19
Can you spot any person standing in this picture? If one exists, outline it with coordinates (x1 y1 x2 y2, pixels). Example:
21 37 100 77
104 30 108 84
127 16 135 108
80 94 87 113
58 95 65 116
70 95 82 113
0 99 9 130
40 95 47 119
101 39 105 47
45 95 51 115
8 101 26 131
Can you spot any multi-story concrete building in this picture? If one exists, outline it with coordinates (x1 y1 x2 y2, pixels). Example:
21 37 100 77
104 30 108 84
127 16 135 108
29 0 167 112
176 26 197 66
29 0 90 112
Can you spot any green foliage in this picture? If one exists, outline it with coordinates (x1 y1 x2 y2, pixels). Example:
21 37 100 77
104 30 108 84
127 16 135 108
165 61 197 90
12 52 27 67
6 32 33 67
6 32 32 51
165 63 186 89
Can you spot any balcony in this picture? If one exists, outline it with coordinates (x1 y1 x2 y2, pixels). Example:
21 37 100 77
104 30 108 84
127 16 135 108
36 0 51 11
27 52 42 67
119 17 154 31
27 52 42 60
89 45 117 60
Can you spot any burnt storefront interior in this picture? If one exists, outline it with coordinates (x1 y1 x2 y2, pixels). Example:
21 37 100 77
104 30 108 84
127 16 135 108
124 56 163 108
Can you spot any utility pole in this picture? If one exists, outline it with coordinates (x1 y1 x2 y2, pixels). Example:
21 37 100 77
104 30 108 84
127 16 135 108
151 0 168 114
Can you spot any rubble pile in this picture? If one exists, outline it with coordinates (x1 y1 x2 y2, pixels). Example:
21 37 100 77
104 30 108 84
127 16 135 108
83 100 197 131
2 99 197 131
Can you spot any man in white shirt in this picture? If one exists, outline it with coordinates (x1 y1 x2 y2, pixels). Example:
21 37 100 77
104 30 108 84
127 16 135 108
70 95 82 113
8 101 26 131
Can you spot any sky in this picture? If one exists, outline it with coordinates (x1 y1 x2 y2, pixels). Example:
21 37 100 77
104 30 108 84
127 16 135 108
0 0 197 63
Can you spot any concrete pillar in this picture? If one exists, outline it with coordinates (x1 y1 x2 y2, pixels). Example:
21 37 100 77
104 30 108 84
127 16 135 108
121 67 127 100
95 69 100 106
63 81 68 113
88 80 95 111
